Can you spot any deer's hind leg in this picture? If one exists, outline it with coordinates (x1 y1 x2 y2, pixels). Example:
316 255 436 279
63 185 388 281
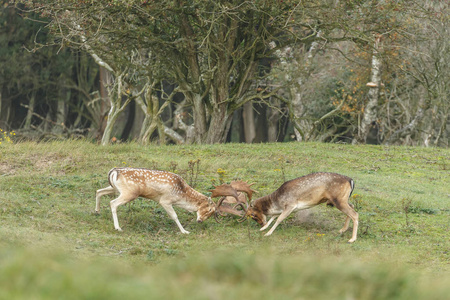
334 202 358 243
110 193 136 231
338 203 356 234
96 186 115 213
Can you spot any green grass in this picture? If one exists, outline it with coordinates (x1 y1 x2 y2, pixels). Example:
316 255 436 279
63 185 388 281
0 141 449 299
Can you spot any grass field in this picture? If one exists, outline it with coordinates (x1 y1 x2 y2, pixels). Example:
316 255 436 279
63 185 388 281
0 141 449 299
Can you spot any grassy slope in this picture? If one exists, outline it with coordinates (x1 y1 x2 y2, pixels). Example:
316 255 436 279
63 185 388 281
0 141 449 299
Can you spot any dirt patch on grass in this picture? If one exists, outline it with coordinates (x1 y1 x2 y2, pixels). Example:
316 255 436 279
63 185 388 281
0 162 16 176
31 153 82 174
294 207 336 229
1 151 82 176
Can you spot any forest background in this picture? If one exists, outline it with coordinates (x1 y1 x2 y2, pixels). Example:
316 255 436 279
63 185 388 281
0 0 448 147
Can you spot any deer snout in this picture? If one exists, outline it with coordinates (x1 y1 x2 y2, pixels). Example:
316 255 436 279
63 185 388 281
197 219 203 223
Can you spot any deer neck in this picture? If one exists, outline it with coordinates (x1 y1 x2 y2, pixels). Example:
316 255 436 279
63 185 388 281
177 183 209 211
254 193 276 215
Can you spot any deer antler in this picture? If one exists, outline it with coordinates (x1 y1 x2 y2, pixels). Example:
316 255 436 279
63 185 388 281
216 195 247 222
209 183 247 222
229 181 257 222
230 180 258 202
209 183 239 199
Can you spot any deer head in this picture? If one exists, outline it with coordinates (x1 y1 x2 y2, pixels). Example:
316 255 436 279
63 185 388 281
195 198 217 223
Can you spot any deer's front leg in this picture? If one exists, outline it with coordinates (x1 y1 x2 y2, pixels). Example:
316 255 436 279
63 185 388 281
260 216 276 231
160 203 190 234
264 206 296 236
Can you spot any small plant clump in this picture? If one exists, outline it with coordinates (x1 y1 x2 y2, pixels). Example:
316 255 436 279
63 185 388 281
216 168 226 184
0 128 15 145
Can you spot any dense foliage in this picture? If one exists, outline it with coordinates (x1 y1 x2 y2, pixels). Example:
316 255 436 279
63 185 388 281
1 1 448 146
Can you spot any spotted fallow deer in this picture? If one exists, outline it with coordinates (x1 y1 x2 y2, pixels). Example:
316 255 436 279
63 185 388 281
244 172 358 243
95 168 239 234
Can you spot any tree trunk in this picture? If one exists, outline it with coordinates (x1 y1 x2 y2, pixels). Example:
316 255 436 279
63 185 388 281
191 93 207 143
203 58 232 143
24 92 36 129
53 99 66 135
354 36 382 144
101 101 120 145
254 103 268 142
267 101 280 142
130 100 145 140
290 83 307 141
100 72 132 145
242 101 256 143
96 66 113 140
0 90 12 127
120 99 135 141
205 107 230 143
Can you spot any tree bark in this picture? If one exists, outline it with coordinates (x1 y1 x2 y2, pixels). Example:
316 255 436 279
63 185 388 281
100 72 133 145
191 93 207 143
53 75 70 135
96 66 113 140
24 92 36 129
101 100 120 145
290 82 307 141
267 102 281 142
242 101 256 143
353 36 382 144
205 104 230 144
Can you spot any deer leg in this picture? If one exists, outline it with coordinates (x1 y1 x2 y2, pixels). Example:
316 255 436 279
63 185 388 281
110 194 136 231
339 202 355 233
264 207 296 236
96 186 115 213
339 217 351 234
160 203 190 234
260 216 276 231
335 203 359 243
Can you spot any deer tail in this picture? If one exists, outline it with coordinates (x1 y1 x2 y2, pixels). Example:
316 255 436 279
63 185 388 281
108 168 119 189
349 179 355 198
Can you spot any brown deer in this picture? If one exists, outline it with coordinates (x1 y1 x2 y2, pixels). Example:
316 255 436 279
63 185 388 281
95 168 239 233
242 172 358 243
